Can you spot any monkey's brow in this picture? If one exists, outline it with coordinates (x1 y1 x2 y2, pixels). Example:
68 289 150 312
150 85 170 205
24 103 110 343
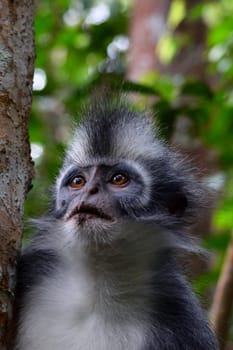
75 162 119 169
62 164 113 180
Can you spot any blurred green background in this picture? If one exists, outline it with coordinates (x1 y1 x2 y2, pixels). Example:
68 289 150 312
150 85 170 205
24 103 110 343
26 0 233 343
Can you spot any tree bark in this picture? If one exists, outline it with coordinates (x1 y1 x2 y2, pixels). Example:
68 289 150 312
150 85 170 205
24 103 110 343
127 0 171 81
127 0 207 81
0 1 35 348
210 230 233 350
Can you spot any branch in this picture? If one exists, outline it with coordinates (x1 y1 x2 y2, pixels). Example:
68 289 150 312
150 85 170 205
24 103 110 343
210 230 233 350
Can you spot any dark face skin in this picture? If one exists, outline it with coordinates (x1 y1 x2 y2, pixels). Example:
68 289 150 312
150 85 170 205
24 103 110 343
56 162 146 227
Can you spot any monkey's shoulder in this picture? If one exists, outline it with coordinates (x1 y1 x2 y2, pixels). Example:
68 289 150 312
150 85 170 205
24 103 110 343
15 248 59 299
148 255 219 350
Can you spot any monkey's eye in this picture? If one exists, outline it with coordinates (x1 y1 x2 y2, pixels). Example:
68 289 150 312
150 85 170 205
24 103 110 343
110 173 129 186
69 176 86 189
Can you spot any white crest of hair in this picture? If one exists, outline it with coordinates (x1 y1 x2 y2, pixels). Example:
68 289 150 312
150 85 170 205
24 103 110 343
113 113 163 161
66 125 91 165
66 109 164 165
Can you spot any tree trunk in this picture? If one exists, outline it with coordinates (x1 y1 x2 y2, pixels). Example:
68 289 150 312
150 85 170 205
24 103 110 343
127 0 171 81
210 230 233 350
127 0 207 81
0 1 35 348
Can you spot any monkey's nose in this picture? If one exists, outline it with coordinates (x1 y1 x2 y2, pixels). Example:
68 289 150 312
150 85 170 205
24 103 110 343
89 186 99 195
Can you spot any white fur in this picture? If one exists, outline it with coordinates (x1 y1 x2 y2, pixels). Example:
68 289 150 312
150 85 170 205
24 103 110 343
65 115 164 166
114 120 163 161
68 126 90 165
17 272 149 350
16 223 156 350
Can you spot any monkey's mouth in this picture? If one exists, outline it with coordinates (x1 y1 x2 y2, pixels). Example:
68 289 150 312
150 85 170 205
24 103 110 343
67 204 114 223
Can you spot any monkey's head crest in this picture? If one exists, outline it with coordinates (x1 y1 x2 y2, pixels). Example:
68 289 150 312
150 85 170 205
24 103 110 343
64 99 164 167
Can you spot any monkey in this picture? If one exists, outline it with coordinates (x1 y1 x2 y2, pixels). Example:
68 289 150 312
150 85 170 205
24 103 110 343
14 97 219 350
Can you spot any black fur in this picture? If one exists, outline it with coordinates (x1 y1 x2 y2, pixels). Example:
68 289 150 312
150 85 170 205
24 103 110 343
146 252 218 349
16 250 58 296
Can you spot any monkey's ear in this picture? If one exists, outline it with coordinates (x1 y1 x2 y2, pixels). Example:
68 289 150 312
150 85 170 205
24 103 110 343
162 191 188 217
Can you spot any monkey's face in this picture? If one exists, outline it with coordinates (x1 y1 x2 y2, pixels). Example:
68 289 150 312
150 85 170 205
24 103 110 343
55 161 151 241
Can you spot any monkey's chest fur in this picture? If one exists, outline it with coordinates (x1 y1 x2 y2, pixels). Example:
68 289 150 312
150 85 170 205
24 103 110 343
18 250 153 350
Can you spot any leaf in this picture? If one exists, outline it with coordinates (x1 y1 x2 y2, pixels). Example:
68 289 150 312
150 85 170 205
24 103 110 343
181 80 213 99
